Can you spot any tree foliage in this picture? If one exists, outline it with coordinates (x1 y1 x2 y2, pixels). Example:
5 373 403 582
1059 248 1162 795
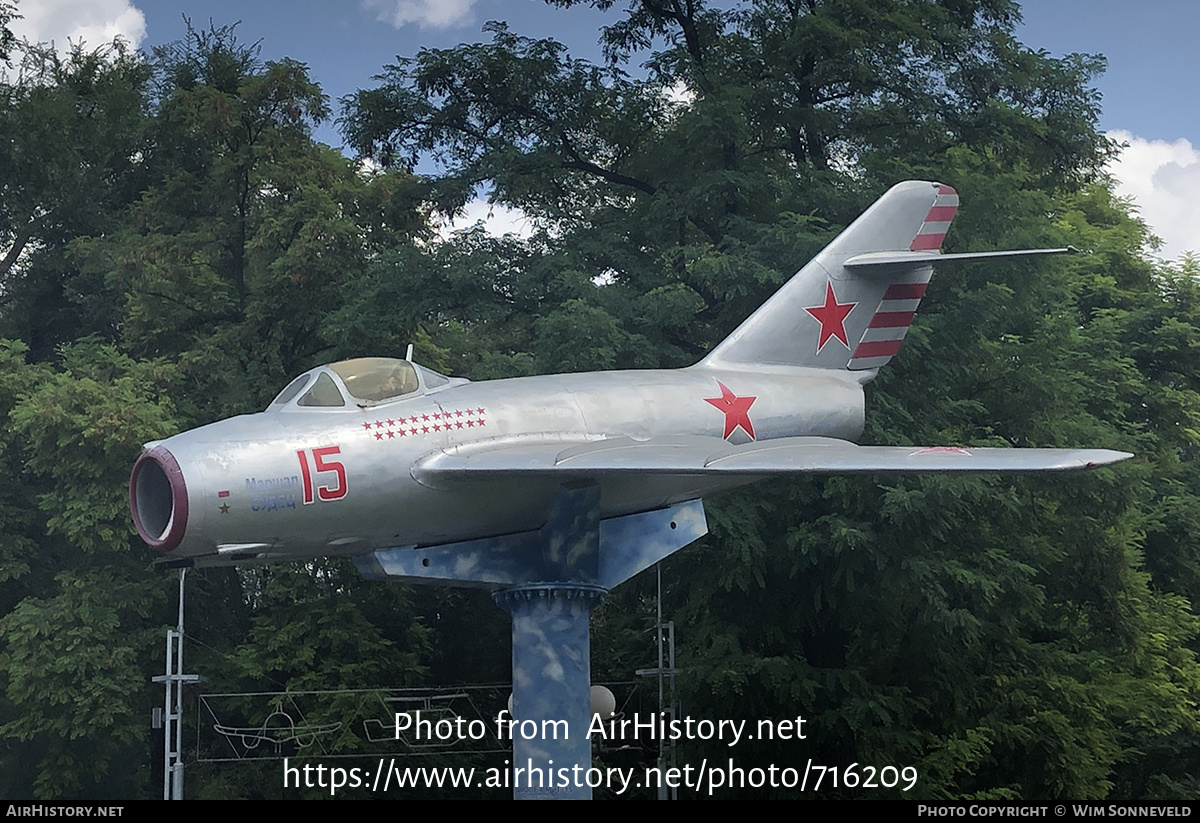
0 40 151 356
0 24 430 797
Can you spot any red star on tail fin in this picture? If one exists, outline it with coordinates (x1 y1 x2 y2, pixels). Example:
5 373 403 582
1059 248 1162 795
804 282 856 351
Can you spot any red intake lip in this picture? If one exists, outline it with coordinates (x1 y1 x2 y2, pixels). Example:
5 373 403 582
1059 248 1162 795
130 446 189 554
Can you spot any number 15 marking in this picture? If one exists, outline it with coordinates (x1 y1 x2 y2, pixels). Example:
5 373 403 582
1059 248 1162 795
297 446 347 504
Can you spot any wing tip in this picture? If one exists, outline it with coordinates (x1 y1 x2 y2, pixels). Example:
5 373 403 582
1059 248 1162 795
1084 449 1135 468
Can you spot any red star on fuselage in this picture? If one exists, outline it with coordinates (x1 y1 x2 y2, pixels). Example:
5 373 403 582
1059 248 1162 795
805 282 856 351
704 381 756 440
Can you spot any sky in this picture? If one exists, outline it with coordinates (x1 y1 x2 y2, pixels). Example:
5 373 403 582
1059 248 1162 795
9 0 1199 258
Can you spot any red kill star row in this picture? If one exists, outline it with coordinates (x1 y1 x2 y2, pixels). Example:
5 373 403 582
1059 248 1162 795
360 408 488 440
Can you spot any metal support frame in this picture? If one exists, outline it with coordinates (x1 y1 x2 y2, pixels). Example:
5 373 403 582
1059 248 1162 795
636 565 681 800
152 569 200 800
355 488 708 799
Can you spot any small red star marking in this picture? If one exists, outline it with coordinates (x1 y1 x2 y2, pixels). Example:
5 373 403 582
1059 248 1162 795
361 422 372 431
804 282 857 351
466 420 476 427
398 429 407 437
386 419 395 427
421 413 430 422
374 432 383 440
455 421 464 429
455 410 464 417
422 426 430 433
386 430 395 438
475 408 485 415
704 381 757 440
374 420 384 428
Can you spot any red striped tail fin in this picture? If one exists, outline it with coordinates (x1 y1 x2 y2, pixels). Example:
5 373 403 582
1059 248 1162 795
698 181 1069 378
700 181 958 374
909 184 959 250
848 281 928 367
846 184 958 369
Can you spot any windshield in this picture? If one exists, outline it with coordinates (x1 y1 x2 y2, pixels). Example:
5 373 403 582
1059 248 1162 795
271 373 312 405
269 358 458 410
297 372 345 407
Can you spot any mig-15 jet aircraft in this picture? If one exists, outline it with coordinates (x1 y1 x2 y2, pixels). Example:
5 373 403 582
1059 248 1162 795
130 181 1131 571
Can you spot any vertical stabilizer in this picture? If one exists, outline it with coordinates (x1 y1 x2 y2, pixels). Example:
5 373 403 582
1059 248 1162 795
699 181 958 373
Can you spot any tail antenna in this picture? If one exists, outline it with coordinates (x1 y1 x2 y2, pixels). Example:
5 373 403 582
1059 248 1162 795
405 343 414 361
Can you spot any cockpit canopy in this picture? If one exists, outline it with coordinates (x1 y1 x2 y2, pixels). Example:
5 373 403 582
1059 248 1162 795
269 358 460 410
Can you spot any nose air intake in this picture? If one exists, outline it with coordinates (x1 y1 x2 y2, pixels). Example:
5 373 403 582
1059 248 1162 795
130 446 189 554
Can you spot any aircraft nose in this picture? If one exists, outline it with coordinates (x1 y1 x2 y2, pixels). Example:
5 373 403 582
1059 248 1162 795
129 445 189 554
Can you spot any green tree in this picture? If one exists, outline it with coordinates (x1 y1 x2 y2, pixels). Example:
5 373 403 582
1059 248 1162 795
0 40 151 357
0 343 179 797
0 23 435 798
79 23 425 420
0 1 16 64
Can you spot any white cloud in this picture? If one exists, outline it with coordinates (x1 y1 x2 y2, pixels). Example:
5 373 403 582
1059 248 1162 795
9 0 146 50
437 199 534 240
363 0 478 30
663 80 694 106
1106 129 1200 260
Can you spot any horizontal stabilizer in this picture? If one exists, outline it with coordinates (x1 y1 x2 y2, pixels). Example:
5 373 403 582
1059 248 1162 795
414 435 1132 481
844 247 1075 270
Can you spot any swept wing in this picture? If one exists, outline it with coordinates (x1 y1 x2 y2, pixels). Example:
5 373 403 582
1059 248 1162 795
413 435 1131 482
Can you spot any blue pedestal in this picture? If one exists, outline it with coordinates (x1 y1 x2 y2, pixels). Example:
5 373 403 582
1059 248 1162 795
494 584 605 799
353 486 708 799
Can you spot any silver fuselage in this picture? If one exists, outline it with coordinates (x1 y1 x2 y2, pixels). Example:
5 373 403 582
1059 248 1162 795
137 364 864 565
131 182 1132 570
